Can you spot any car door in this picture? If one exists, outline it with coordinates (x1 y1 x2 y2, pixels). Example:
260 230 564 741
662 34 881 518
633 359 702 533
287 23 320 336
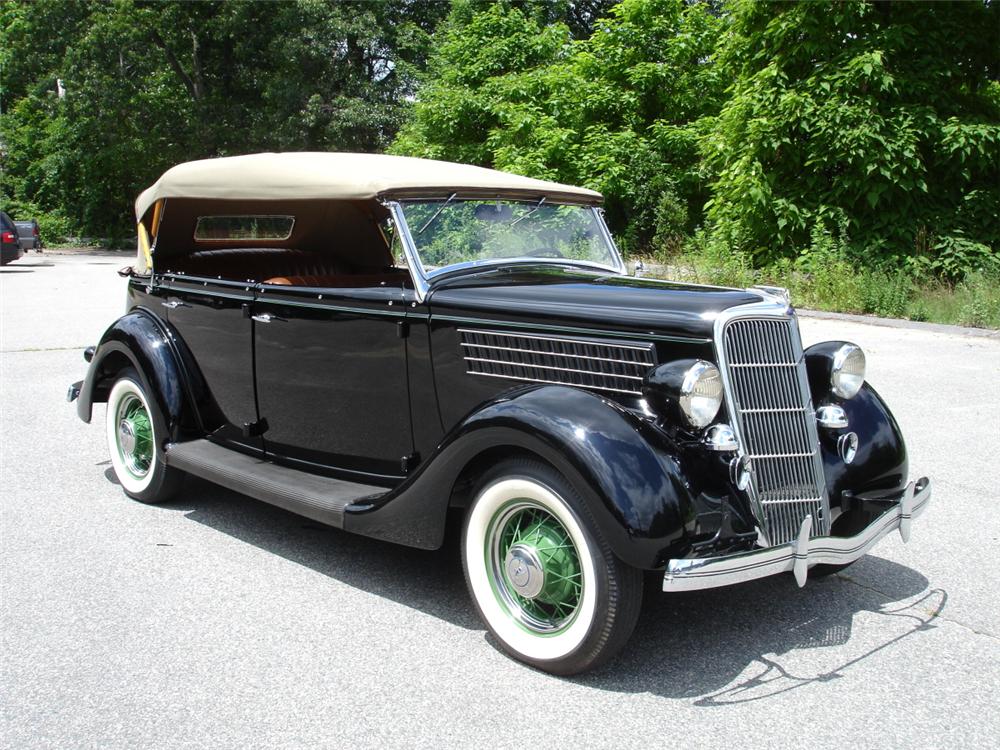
252 281 413 482
157 273 262 453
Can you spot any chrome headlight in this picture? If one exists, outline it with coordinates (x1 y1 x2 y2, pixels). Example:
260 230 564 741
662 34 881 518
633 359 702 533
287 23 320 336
642 359 724 430
831 344 866 399
680 361 723 428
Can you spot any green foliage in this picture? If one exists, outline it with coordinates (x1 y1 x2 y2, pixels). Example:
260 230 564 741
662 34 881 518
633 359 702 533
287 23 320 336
0 0 448 237
400 199 615 267
392 0 726 252
956 271 1000 328
0 198 74 244
907 233 1000 280
703 0 1000 270
2 0 997 303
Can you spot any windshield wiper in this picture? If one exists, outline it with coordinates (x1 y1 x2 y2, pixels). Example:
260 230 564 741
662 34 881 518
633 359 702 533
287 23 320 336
416 192 458 235
510 196 545 227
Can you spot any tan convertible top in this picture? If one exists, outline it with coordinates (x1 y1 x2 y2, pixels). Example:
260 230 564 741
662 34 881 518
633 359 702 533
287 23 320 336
135 152 602 221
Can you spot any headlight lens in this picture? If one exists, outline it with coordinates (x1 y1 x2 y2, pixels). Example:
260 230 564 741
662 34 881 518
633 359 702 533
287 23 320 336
680 361 723 428
831 344 866 399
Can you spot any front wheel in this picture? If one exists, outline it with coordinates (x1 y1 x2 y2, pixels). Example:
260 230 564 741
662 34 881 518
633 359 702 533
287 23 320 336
462 459 642 675
105 369 182 503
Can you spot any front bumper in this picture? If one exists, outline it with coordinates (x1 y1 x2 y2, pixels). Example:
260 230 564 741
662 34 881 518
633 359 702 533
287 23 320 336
663 478 931 591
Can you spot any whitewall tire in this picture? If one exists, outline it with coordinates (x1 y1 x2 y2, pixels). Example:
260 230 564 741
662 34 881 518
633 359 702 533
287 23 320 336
462 459 642 675
105 369 182 503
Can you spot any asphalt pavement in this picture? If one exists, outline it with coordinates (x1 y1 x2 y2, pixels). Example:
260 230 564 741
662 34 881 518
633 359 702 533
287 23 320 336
2 253 998 749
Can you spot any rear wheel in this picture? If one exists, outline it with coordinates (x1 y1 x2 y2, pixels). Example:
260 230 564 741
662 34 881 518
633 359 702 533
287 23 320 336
105 369 182 503
462 458 642 675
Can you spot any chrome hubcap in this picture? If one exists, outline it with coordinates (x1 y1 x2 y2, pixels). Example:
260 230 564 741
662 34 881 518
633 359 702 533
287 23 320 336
505 543 545 599
115 393 153 479
119 420 137 454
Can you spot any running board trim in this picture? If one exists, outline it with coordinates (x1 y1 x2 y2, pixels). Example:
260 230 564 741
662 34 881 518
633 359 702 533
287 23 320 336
165 439 385 528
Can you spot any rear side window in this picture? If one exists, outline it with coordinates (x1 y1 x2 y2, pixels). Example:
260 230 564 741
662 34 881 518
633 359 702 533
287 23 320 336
194 215 294 241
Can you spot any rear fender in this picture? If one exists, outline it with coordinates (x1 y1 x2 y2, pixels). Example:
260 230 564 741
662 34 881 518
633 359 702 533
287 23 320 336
76 308 210 440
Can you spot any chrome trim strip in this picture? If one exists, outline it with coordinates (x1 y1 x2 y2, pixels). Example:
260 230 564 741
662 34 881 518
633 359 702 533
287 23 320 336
457 328 653 351
463 356 646 380
438 315 710 344
386 201 430 302
663 479 932 591
461 342 650 366
461 370 644 396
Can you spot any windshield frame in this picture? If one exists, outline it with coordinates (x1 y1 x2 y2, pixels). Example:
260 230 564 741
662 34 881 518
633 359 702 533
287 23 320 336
385 197 626 301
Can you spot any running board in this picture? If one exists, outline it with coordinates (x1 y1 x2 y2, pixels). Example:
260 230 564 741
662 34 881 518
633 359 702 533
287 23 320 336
165 439 385 529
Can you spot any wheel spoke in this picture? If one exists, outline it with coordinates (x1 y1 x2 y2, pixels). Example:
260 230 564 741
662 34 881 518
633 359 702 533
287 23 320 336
489 501 583 634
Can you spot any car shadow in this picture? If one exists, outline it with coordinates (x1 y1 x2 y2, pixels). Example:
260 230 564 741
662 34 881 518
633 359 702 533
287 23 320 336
123 472 941 698
0 267 34 273
149 475 482 630
579 560 942 699
5 260 53 268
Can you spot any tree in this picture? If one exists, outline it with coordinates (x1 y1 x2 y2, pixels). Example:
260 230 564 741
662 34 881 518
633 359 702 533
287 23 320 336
703 0 1000 273
0 0 448 239
392 0 726 252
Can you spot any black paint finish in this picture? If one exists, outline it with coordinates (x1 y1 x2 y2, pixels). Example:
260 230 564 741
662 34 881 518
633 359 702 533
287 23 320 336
804 342 909 504
344 385 699 568
76 263 916 571
428 266 761 340
425 268 727 431
158 274 260 452
252 283 412 480
76 307 198 441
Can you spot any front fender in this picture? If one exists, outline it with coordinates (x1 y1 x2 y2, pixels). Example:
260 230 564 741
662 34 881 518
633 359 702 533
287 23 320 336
804 342 909 501
820 383 908 501
345 385 698 568
75 308 206 440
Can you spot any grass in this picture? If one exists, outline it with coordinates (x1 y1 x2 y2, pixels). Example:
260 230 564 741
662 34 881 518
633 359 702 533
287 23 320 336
637 233 1000 330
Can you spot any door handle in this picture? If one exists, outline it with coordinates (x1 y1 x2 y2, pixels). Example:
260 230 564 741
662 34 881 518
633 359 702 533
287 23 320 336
251 312 286 323
161 299 190 309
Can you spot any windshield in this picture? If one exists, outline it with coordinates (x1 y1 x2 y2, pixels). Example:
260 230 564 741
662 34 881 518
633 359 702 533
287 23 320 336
397 199 622 277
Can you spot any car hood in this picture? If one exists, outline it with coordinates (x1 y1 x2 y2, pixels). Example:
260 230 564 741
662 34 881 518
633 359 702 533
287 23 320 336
425 266 767 341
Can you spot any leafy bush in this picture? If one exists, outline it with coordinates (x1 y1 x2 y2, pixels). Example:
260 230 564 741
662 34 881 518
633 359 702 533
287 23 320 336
906 234 1000 281
703 0 1000 268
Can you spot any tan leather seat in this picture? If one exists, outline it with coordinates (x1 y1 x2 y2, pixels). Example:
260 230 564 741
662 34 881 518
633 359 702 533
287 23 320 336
167 248 348 282
263 272 407 287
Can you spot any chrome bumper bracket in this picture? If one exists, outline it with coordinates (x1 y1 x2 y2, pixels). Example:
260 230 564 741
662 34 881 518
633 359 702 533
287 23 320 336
663 478 931 592
792 513 812 587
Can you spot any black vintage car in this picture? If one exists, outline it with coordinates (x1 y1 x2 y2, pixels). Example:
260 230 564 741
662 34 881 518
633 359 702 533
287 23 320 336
70 153 931 675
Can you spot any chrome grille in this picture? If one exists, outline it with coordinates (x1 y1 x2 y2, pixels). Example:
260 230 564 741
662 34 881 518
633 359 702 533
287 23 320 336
722 316 829 545
459 329 655 397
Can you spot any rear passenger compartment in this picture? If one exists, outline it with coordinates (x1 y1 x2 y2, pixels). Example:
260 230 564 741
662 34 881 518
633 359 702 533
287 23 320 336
151 198 409 288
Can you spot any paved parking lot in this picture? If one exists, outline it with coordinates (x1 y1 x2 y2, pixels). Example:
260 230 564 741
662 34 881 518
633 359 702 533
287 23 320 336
2 253 998 749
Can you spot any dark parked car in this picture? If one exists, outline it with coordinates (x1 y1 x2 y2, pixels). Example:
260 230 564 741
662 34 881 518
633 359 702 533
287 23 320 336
70 153 931 674
1 211 24 265
14 219 41 252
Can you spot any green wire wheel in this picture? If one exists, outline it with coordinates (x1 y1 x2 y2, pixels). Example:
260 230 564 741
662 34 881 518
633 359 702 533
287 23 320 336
113 393 154 480
462 458 642 675
105 368 182 503
488 501 584 634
